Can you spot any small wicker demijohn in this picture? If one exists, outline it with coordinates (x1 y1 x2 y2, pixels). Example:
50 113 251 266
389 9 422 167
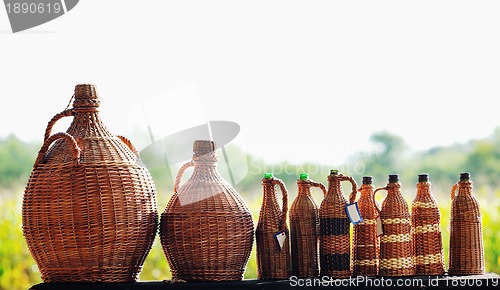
412 174 445 275
256 173 291 279
319 170 357 278
351 176 380 276
22 84 158 282
448 172 485 275
160 140 254 281
375 174 415 276
289 173 326 278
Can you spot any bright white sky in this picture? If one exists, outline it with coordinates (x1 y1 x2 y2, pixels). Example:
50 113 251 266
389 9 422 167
1 1 499 165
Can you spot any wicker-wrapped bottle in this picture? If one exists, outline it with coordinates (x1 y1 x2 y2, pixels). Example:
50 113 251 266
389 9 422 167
256 173 291 279
351 176 380 276
160 140 254 281
22 84 158 282
319 170 357 278
289 173 326 278
375 174 415 276
412 174 445 275
448 172 485 275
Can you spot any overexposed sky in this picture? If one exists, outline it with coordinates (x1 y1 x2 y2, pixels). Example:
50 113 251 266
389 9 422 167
1 1 499 165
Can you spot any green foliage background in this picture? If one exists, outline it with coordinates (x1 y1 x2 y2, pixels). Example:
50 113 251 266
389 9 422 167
1 129 499 290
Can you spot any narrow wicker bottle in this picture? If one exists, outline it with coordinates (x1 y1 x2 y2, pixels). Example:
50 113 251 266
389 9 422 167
351 176 380 276
160 140 254 281
289 173 326 278
23 84 158 282
319 170 357 278
448 172 485 275
412 174 445 275
256 173 291 279
375 174 415 276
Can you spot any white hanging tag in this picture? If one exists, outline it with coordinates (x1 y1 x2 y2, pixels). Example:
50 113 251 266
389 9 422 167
346 203 363 224
376 216 383 236
274 230 286 250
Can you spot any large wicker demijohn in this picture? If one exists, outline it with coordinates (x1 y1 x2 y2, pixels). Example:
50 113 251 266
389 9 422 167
22 84 158 282
256 173 291 279
319 170 357 278
448 172 485 275
351 176 380 276
411 174 445 275
375 174 415 277
289 173 326 278
160 140 254 281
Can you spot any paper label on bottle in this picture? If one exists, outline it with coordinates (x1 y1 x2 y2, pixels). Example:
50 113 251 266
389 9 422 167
274 230 286 250
346 203 363 224
376 216 383 236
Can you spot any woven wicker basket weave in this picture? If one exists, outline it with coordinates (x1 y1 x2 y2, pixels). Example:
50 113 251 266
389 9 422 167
256 173 291 279
289 174 326 278
375 174 415 277
350 176 380 277
412 174 445 276
319 170 357 278
448 172 485 275
160 140 254 281
22 84 158 282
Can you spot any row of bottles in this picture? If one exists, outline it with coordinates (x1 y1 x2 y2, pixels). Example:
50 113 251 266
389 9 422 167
256 171 485 279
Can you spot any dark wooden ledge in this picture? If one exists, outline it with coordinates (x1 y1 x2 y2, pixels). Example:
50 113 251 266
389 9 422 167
30 273 500 290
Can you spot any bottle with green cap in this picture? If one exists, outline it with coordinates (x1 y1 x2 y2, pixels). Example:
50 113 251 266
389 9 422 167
319 170 357 278
448 172 485 275
374 174 415 276
289 173 327 278
256 173 291 279
412 173 445 275
352 176 381 276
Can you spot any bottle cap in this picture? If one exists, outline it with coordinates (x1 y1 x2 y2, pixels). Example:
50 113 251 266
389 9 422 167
330 169 339 175
362 176 373 184
264 173 273 179
388 174 399 183
460 172 470 181
299 173 309 180
418 174 429 182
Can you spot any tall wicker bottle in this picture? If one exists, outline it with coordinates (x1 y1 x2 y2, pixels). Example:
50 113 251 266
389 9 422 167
448 172 485 275
351 176 380 276
412 174 445 275
160 140 254 281
319 170 357 278
256 173 291 279
23 84 158 282
375 174 415 276
289 173 326 278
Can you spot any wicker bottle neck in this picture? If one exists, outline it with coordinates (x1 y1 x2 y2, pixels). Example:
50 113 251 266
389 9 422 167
297 180 312 196
359 184 375 201
416 182 431 198
262 179 280 208
67 111 113 138
327 175 344 198
457 180 473 196
386 182 402 196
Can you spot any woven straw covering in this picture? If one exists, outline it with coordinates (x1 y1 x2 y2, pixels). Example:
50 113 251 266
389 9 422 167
351 177 380 276
411 176 445 275
160 140 254 281
319 171 357 278
23 84 158 282
375 176 415 276
256 175 291 279
289 176 326 278
448 175 485 275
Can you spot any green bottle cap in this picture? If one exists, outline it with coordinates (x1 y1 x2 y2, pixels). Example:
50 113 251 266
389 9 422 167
264 172 273 179
299 173 309 180
330 169 339 175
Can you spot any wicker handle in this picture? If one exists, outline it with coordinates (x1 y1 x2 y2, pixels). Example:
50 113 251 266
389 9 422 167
451 183 459 200
43 109 73 141
336 175 357 204
310 181 327 197
173 160 195 194
34 132 81 168
272 178 288 231
117 135 140 158
373 186 387 215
